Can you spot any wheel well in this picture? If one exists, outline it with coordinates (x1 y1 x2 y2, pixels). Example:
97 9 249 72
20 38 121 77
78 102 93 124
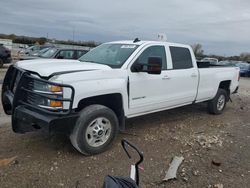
219 80 231 100
77 93 125 130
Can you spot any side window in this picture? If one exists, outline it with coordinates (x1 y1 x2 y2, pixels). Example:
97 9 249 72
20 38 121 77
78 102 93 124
76 50 87 59
57 50 74 59
135 46 167 70
170 47 193 69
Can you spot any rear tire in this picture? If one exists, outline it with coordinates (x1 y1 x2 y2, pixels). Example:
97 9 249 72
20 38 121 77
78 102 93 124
207 89 227 114
70 104 119 155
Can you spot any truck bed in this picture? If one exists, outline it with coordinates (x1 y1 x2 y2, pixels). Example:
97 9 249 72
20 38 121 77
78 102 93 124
197 61 235 68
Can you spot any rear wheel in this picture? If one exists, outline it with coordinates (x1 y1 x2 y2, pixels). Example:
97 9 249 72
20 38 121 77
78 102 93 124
70 104 119 155
208 89 227 114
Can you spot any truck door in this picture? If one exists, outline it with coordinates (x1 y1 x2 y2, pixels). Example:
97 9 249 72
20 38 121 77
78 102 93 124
128 45 169 115
163 46 199 105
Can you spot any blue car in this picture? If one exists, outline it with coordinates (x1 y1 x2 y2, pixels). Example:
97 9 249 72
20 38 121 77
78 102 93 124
236 62 250 77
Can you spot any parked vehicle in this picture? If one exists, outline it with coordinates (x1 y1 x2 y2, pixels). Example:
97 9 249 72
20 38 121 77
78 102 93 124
20 47 88 60
0 44 11 68
28 47 51 57
18 44 55 56
2 40 240 155
235 62 250 77
201 57 219 64
216 61 236 66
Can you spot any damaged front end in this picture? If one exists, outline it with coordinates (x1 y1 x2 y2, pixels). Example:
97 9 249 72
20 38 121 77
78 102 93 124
1 65 78 134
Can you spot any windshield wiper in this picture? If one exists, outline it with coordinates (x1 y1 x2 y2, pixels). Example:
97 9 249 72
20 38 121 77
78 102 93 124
80 60 101 64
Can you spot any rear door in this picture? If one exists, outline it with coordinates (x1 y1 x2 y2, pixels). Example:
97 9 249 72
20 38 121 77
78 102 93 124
163 46 198 105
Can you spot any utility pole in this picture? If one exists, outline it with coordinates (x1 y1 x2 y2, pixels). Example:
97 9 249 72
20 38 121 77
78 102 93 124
73 28 75 42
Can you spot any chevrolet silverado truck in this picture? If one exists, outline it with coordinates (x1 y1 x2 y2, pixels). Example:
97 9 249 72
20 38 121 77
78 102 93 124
1 40 240 155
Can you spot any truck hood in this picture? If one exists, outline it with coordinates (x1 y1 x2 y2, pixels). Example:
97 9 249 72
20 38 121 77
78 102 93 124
16 59 112 77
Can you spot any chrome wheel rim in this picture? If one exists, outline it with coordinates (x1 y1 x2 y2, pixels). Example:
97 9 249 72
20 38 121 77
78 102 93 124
217 95 225 111
85 117 112 147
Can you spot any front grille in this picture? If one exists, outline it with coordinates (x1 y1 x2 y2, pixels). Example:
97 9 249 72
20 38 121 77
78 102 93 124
3 65 75 115
13 71 75 115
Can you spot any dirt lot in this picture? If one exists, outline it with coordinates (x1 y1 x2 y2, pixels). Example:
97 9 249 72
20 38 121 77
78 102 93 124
0 66 250 188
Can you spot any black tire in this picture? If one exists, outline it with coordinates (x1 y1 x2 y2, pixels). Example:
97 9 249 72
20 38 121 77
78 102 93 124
70 104 119 155
207 88 227 115
0 59 3 68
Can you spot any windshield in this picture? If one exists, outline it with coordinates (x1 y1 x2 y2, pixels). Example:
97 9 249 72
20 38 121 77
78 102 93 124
79 43 139 68
38 47 50 55
39 48 57 58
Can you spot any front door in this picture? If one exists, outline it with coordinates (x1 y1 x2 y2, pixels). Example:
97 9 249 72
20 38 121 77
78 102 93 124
128 45 169 116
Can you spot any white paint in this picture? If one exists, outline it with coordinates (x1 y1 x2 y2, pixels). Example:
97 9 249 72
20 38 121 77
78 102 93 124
15 40 240 118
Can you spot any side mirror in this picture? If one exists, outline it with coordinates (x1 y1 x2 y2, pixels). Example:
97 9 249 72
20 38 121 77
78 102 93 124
147 57 162 74
131 57 162 74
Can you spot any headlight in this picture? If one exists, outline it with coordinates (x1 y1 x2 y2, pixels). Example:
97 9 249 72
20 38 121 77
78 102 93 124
33 80 62 94
31 80 63 109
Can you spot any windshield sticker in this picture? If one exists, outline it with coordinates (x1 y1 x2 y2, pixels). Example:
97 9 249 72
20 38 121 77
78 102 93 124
121 45 136 49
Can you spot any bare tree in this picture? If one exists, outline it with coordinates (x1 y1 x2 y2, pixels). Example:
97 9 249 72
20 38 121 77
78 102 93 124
191 43 204 57
240 52 250 61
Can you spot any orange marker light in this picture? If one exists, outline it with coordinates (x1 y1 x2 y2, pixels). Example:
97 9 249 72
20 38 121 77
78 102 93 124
50 85 62 92
49 100 62 107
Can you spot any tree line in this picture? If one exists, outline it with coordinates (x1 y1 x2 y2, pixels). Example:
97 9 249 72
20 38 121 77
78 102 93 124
191 43 250 62
0 33 98 47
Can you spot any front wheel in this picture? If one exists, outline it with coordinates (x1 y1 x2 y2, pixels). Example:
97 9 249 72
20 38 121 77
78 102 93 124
207 89 228 114
70 104 119 155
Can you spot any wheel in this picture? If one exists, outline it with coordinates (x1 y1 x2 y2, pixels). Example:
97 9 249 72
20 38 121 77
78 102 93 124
0 59 3 68
70 104 119 155
207 89 227 114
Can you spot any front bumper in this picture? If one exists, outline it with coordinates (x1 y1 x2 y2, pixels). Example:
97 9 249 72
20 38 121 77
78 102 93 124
12 105 78 134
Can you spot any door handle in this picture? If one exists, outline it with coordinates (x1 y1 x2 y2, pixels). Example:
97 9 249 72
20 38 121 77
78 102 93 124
191 73 197 78
162 75 171 80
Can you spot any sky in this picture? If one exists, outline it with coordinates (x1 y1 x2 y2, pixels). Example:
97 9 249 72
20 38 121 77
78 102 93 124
0 0 249 56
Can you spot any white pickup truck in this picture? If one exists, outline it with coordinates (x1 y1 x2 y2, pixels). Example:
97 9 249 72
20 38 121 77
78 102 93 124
2 40 239 155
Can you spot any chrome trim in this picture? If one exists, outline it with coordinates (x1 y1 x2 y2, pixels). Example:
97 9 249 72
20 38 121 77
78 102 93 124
38 105 63 110
33 90 63 95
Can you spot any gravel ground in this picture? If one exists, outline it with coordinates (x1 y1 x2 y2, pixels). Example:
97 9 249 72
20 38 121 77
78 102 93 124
0 66 250 188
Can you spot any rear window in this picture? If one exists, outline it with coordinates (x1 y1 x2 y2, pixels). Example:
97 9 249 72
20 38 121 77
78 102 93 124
170 47 193 69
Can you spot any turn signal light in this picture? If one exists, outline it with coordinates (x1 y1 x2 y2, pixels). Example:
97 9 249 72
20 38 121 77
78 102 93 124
49 100 62 107
50 85 62 92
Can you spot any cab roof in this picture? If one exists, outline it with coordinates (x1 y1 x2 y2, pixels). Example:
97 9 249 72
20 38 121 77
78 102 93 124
107 40 191 48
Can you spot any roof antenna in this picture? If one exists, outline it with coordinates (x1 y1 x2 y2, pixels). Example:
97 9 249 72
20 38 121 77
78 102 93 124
133 38 140 43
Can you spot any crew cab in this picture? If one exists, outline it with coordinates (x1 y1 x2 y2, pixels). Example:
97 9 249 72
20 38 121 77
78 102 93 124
1 40 240 155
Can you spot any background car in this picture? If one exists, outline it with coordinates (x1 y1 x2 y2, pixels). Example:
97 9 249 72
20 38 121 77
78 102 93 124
235 62 250 77
20 47 88 60
18 44 55 56
217 60 237 66
201 57 219 64
0 44 11 68
28 47 51 57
